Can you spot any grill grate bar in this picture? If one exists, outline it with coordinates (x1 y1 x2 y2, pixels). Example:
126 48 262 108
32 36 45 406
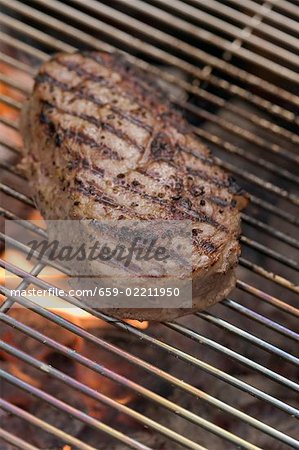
0 284 298 449
165 321 299 391
194 129 299 185
0 115 18 130
238 260 299 296
268 0 299 18
238 277 299 313
241 214 299 249
0 370 154 450
4 0 298 146
0 428 39 450
0 30 47 62
1 258 299 402
0 336 205 450
185 0 299 49
197 312 299 366
109 0 299 68
0 93 22 110
226 0 299 33
248 195 299 227
240 236 298 270
0 183 35 207
0 51 36 75
0 289 265 449
0 160 25 179
0 208 299 324
1 251 298 342
3 0 299 133
1 22 299 169
0 233 71 275
0 399 96 450
3 0 297 110
0 138 22 155
65 0 299 125
223 298 299 342
0 74 29 94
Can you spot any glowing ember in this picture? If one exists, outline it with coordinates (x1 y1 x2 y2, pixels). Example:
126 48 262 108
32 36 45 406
0 62 31 146
126 319 149 329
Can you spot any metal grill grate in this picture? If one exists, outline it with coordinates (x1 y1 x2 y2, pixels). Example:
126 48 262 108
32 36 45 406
0 0 298 449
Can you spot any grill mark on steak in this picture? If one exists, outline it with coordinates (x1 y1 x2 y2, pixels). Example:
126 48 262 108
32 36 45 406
66 157 105 178
73 164 227 231
56 57 154 127
37 63 187 140
39 100 233 223
111 176 227 231
76 177 220 256
37 70 153 133
38 87 145 151
137 167 232 211
150 133 176 162
187 167 230 189
74 178 154 221
55 59 111 86
40 103 141 156
37 71 217 169
39 107 223 224
39 107 123 161
113 108 153 133
75 178 121 209
81 52 191 132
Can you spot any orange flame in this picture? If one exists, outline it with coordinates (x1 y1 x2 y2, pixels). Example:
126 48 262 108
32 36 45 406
0 62 32 146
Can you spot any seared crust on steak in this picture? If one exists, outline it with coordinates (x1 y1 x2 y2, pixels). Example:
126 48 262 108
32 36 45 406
20 51 248 321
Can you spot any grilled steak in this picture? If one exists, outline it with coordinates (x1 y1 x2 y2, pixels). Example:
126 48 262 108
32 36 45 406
20 51 248 321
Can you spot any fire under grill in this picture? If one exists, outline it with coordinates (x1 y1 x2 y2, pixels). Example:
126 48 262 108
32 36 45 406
0 0 298 449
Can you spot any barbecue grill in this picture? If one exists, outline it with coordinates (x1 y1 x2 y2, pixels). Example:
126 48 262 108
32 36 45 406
0 0 298 449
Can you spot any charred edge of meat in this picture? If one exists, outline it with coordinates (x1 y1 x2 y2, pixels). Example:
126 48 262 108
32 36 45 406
56 57 109 85
228 176 247 197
